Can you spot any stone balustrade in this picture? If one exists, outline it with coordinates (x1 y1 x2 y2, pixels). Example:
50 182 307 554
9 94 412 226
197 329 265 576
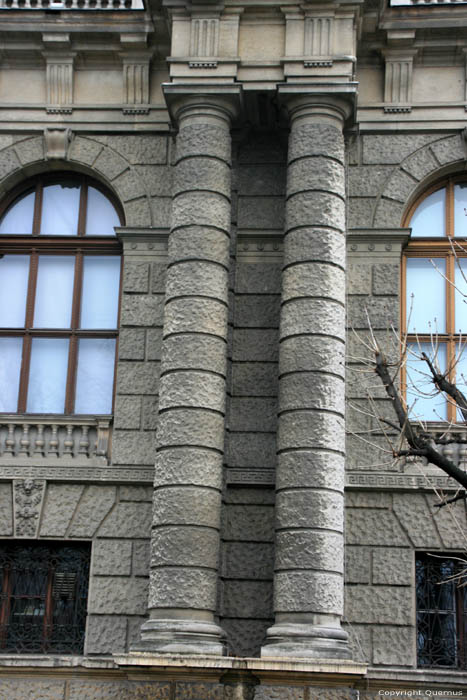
0 416 110 465
0 0 143 10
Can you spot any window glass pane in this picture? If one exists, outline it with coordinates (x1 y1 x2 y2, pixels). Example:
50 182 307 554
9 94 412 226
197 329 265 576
454 258 467 332
34 256 75 329
80 256 120 329
406 342 447 421
406 258 446 333
41 184 80 236
86 187 119 236
0 255 29 327
454 183 467 237
74 338 116 414
0 337 22 412
410 188 445 238
0 191 34 235
27 338 68 413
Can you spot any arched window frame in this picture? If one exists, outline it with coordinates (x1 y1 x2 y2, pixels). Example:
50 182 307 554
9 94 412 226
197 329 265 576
402 176 467 423
0 173 124 416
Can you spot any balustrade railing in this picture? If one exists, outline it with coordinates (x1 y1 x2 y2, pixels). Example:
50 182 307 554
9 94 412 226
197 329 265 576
403 424 467 472
0 0 144 9
0 416 110 464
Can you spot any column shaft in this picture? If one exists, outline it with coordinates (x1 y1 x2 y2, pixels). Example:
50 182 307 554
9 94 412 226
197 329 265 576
262 96 351 659
137 96 235 655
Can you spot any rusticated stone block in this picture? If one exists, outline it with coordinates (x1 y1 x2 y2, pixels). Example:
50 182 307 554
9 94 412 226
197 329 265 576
284 227 345 268
402 147 438 181
226 432 276 469
280 298 344 340
278 411 345 453
94 148 128 180
114 169 146 202
345 509 410 546
276 570 343 614
223 580 273 618
158 371 225 413
166 260 227 301
68 486 116 537
362 134 435 165
288 123 344 164
68 136 103 165
232 363 277 397
85 614 127 654
121 294 164 327
280 335 344 375
174 157 230 197
98 502 152 538
127 615 146 647
14 136 44 164
348 198 374 228
286 191 345 232
133 540 150 576
237 164 286 195
0 482 13 536
119 328 146 360
136 165 172 196
348 166 392 197
345 546 371 584
157 408 224 451
92 539 132 576
153 486 221 528
111 430 157 465
229 397 277 432
255 687 304 700
308 690 358 700
425 495 467 549
0 680 65 699
277 452 344 492
279 373 344 414
151 263 166 293
116 361 160 394
372 263 399 296
372 547 412 585
372 625 415 666
282 262 344 304
99 135 168 165
237 132 286 163
0 147 20 180
124 197 152 227
345 585 412 625
347 264 371 295
345 492 392 508
177 123 230 162
347 295 398 330
373 198 405 228
237 196 284 229
344 622 371 663
235 263 281 295
123 262 149 293
232 329 278 362
224 488 275 505
276 531 342 573
169 226 229 267
172 191 230 230
146 328 163 361
89 577 148 615
223 618 269 657
128 682 171 699
114 395 141 430
161 333 226 374
174 682 222 700
223 542 274 579
234 295 280 328
151 526 219 568
164 297 227 337
149 568 217 609
288 156 344 199
276 490 343 532
430 134 463 165
383 169 417 204
120 486 152 502
155 447 222 489
223 505 274 542
150 196 171 228
142 396 158 430
393 494 442 549
40 484 83 537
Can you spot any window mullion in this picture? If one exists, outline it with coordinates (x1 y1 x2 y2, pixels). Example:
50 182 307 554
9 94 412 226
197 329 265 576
65 252 83 414
18 251 39 413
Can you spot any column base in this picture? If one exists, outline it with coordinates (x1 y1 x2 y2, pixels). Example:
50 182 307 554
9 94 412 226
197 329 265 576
131 619 226 656
261 623 351 660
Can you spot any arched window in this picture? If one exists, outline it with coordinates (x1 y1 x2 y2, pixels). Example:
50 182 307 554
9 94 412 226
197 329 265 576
0 174 123 415
403 178 467 421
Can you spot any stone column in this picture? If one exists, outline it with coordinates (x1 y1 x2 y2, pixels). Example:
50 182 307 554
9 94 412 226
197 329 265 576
136 90 238 655
261 92 353 659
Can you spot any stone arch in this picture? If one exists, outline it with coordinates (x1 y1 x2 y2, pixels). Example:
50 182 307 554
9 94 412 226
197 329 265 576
372 133 467 227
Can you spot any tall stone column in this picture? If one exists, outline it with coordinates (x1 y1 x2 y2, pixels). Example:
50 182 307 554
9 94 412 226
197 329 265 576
262 91 353 659
136 89 239 655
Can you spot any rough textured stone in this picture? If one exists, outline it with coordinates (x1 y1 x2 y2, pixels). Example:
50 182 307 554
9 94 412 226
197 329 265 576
345 585 412 625
151 526 219 568
124 197 152 226
276 531 343 572
157 408 224 451
127 615 147 647
288 156 345 198
68 681 128 699
372 625 415 666
174 157 230 197
344 622 371 663
229 397 277 431
278 411 345 453
98 502 152 537
232 329 278 361
223 580 273 618
120 486 152 501
284 228 345 268
39 484 84 537
372 263 399 296
89 577 148 614
373 197 405 228
276 490 343 532
128 682 171 699
383 168 417 203
113 169 147 202
345 509 410 546
347 295 398 330
232 363 277 397
0 147 20 179
123 262 150 293
0 482 13 535
114 395 141 429
224 488 275 505
151 263 166 293
69 136 103 165
430 134 464 165
171 191 230 230
150 196 172 228
279 298 344 340
121 294 164 327
279 373 344 414
177 123 230 163
92 539 132 576
135 165 172 196
159 371 225 414
99 135 168 165
133 540 150 576
14 136 44 164
174 682 222 700
345 492 392 508
119 328 146 360
68 486 116 537
277 452 344 492
146 328 163 361
275 570 343 614
0 679 66 699
348 198 374 228
149 568 217 609
286 191 345 232
142 395 159 430
237 164 286 195
223 542 274 579
152 486 221 528
164 297 227 336
347 264 371 295
86 614 127 654
254 687 304 700
345 546 371 584
169 227 229 267
165 260 227 301
282 262 345 304
154 447 222 489
362 134 436 164
238 196 284 229
372 547 413 585
280 335 344 375
226 432 276 469
393 494 442 548
348 165 393 197
426 495 467 549
235 263 281 295
223 505 274 542
288 123 344 164
116 361 160 394
111 430 157 465
222 618 269 657
94 148 128 180
402 147 438 181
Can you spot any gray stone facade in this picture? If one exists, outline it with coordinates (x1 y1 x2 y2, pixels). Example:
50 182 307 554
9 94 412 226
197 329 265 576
0 0 466 697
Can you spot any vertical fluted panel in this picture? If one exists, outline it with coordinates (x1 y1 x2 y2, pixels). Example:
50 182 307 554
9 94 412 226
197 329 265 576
262 96 351 659
138 98 234 655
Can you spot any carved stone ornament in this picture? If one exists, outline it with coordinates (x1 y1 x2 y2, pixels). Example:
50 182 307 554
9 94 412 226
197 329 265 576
44 128 73 160
221 673 259 700
13 479 46 538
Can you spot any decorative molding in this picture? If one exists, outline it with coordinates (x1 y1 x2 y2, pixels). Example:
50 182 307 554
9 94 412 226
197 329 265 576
44 128 73 160
347 228 410 256
382 49 417 114
304 60 333 68
345 472 461 492
121 54 151 114
304 16 334 58
13 479 45 538
190 18 219 58
226 469 275 487
44 54 75 114
189 60 218 69
115 227 169 260
236 231 283 260
0 467 153 483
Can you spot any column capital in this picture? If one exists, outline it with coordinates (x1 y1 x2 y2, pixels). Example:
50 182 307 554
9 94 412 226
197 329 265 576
163 82 243 125
277 82 358 128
